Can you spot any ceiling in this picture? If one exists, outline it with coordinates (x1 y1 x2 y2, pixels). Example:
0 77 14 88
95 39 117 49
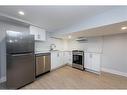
0 6 115 32
60 21 127 39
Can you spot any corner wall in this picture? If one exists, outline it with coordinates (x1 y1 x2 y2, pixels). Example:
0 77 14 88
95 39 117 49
67 33 127 76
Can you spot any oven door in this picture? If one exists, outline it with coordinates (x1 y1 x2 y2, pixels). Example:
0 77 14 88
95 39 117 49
73 55 83 65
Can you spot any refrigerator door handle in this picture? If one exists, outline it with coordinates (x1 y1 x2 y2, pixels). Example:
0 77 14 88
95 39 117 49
11 53 33 56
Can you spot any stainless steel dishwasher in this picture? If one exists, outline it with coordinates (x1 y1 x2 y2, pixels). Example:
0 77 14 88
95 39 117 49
35 53 51 77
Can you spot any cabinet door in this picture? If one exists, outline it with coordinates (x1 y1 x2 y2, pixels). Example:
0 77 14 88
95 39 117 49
39 29 46 41
84 53 92 69
51 52 58 70
36 56 44 76
85 53 101 72
51 52 56 70
62 51 67 64
30 26 39 40
91 53 101 72
51 51 65 70
30 25 46 41
36 27 46 41
57 52 63 67
63 51 72 65
68 51 72 64
60 52 64 65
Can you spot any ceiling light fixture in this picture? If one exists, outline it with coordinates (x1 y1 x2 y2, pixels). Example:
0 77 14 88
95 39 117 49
121 26 127 30
18 11 25 15
68 35 72 39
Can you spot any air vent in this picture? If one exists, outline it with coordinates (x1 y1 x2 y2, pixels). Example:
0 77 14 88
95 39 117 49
76 37 88 43
50 37 63 40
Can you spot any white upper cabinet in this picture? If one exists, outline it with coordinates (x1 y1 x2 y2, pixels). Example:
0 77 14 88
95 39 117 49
30 25 46 41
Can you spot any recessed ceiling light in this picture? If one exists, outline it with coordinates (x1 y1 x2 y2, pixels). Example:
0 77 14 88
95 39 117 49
68 35 72 39
121 26 127 30
18 11 24 15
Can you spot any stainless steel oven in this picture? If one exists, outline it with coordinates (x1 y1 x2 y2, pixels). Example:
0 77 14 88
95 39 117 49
72 50 84 70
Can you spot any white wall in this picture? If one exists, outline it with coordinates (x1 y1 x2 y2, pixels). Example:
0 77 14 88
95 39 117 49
102 33 127 74
0 21 29 82
68 33 127 75
68 36 103 53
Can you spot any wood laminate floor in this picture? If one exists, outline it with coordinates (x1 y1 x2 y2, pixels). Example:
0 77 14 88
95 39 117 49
22 66 127 89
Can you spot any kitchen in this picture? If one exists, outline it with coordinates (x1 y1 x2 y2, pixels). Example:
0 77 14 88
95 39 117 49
0 6 127 89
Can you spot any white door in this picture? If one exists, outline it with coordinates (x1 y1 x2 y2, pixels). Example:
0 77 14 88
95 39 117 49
30 26 39 40
62 51 72 65
91 53 101 72
38 28 46 41
84 53 92 70
51 51 64 70
63 51 68 64
62 51 66 64
67 51 72 65
58 51 63 66
51 52 58 70
30 25 46 41
85 53 101 72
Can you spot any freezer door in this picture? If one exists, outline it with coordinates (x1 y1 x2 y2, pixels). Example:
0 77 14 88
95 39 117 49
6 31 34 54
7 53 35 89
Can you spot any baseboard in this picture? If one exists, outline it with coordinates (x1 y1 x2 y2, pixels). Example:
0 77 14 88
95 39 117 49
101 68 127 77
66 63 72 67
85 68 101 75
51 64 67 71
0 76 6 83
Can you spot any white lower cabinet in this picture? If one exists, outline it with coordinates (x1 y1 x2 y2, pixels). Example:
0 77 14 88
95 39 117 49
62 51 72 65
51 51 100 73
51 51 72 70
84 53 101 73
51 51 62 70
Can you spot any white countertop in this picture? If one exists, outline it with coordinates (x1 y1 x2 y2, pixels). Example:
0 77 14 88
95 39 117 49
84 51 102 54
35 50 72 54
35 51 50 54
35 50 102 54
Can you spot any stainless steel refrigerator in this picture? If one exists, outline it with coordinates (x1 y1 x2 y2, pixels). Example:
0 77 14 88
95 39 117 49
6 31 35 89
